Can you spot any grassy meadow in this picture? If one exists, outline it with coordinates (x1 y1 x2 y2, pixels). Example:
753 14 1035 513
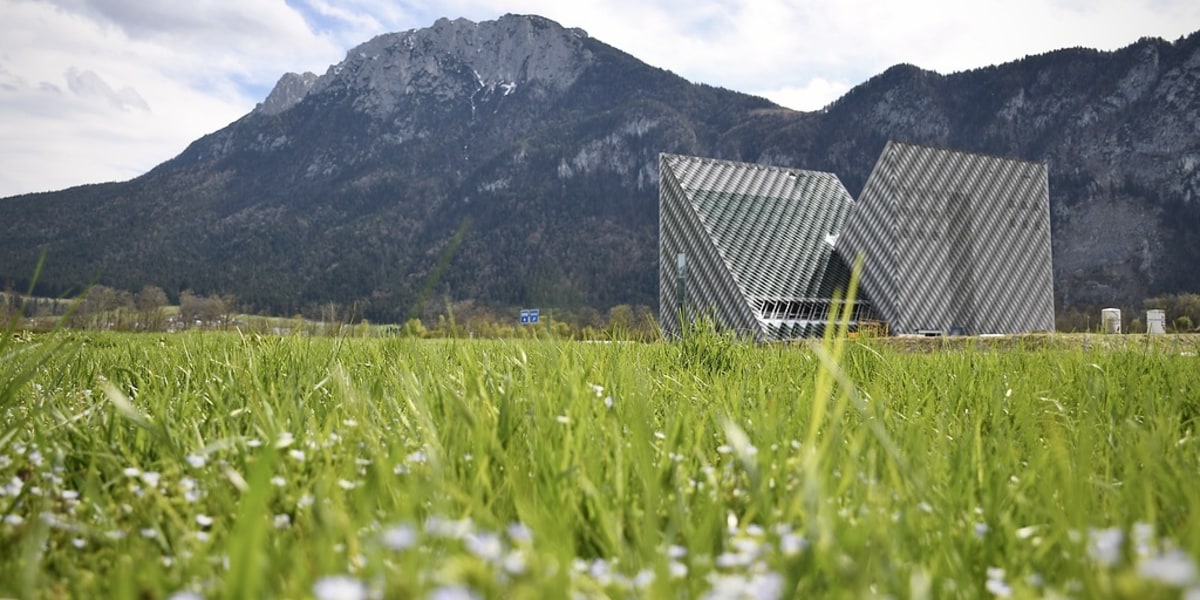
2 325 1199 598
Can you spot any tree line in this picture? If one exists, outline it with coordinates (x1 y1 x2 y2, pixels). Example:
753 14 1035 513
8 285 1197 338
2 285 235 332
2 286 661 341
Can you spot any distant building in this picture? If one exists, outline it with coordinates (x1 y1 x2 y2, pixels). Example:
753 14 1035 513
659 142 1056 339
658 153 871 341
838 141 1055 335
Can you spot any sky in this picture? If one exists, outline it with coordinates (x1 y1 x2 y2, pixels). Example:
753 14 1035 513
1 0 1198 197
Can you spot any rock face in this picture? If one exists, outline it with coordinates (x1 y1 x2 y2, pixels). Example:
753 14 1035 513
255 72 318 116
0 15 1197 322
307 16 593 116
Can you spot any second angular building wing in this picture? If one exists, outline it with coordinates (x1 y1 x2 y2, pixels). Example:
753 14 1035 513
838 141 1055 335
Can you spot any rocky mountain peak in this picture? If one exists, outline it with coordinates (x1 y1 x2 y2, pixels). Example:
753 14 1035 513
288 14 594 118
255 71 319 115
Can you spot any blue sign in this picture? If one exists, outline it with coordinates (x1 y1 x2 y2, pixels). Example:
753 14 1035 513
520 309 540 324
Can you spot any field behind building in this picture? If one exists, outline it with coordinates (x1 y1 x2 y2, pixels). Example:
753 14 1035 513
2 328 1199 598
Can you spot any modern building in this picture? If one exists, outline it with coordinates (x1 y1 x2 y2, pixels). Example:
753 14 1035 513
837 141 1055 335
659 142 1056 339
658 153 871 341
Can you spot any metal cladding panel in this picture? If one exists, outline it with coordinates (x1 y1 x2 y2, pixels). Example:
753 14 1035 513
660 155 762 339
838 149 900 323
838 141 1055 334
659 153 858 340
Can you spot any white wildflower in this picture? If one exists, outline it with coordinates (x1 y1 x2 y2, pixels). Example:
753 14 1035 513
428 585 481 600
704 571 784 600
780 533 808 556
733 535 762 554
274 514 291 529
140 471 161 488
1088 527 1124 567
1132 522 1156 558
425 516 473 539
185 454 207 468
196 514 214 527
506 522 533 544
182 477 203 503
382 524 416 550
974 522 990 538
312 575 367 600
985 578 1012 597
503 550 527 575
670 560 689 578
634 569 655 589
1139 549 1197 587
288 449 305 462
986 568 1012 597
715 551 754 569
465 532 503 562
586 558 613 584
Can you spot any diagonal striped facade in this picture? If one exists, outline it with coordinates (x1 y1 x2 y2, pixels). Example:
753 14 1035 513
837 141 1055 335
659 153 869 341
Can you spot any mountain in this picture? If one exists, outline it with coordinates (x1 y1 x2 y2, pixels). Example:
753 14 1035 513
1 14 1197 323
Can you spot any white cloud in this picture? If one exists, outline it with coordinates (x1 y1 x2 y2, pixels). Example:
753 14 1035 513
0 0 345 196
1 0 1198 196
754 78 855 113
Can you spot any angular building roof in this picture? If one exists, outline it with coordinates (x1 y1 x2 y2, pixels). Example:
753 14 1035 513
836 141 1055 335
659 153 864 340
